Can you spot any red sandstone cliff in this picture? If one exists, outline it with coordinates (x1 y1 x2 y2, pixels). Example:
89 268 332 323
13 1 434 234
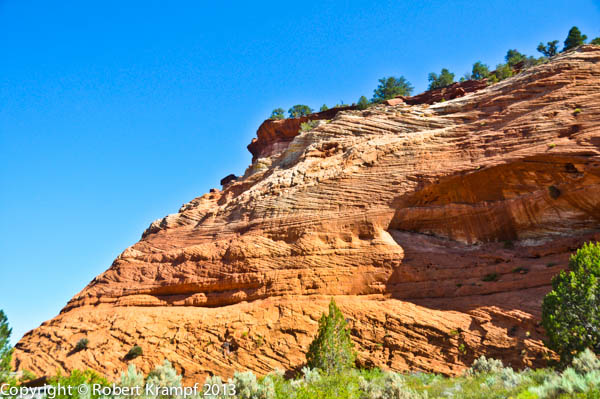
13 46 600 383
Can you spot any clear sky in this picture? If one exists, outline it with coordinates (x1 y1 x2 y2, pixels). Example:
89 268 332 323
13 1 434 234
1 1 599 345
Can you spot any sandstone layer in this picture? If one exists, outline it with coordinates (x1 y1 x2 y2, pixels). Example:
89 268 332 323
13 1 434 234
14 46 600 384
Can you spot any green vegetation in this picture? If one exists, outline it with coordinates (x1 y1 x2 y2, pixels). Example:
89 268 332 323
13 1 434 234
300 120 319 132
356 96 369 110
371 76 413 101
428 68 455 89
288 104 313 118
10 278 600 398
74 338 89 351
48 370 108 399
537 40 559 57
470 61 491 80
574 108 583 115
30 350 600 399
125 345 143 360
0 310 13 385
542 242 600 365
270 108 285 120
306 299 356 374
267 27 592 122
513 267 529 274
482 272 499 282
319 104 329 112
563 26 588 52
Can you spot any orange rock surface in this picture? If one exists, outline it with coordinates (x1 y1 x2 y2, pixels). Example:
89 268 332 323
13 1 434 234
14 46 600 384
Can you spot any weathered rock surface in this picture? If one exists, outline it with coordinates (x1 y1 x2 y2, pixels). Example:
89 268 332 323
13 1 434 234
399 79 488 105
14 46 600 384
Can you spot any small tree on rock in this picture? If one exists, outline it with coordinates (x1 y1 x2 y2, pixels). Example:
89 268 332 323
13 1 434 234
470 61 490 80
270 108 285 120
319 104 329 112
288 105 313 118
563 26 588 52
428 68 455 89
306 299 356 374
505 49 527 67
590 37 600 45
0 311 13 384
537 40 559 57
372 76 413 102
542 242 600 364
357 96 369 110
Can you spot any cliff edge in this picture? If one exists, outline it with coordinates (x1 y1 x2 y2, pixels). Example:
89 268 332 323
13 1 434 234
14 46 600 383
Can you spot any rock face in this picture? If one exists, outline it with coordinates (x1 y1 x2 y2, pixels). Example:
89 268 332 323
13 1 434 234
399 79 488 105
14 46 600 384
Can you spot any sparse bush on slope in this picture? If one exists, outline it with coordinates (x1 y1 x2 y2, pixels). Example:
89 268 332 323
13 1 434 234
542 242 600 365
306 299 356 375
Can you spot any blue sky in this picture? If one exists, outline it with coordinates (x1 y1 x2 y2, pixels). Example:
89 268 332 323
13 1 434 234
1 1 599 345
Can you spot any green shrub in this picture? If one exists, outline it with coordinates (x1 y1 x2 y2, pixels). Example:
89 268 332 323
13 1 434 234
572 349 600 375
288 105 313 118
300 120 319 132
529 367 600 398
466 355 506 376
470 61 491 80
229 371 275 399
48 370 108 399
372 76 413 101
294 370 360 399
119 363 145 391
542 242 600 364
591 38 600 46
18 369 36 384
145 359 182 398
306 299 356 374
538 40 559 57
125 345 143 360
574 108 583 115
358 371 422 399
0 310 13 384
320 104 329 112
270 108 285 120
428 68 455 89
563 26 588 52
357 96 369 110
494 63 513 81
482 273 499 282
75 338 89 351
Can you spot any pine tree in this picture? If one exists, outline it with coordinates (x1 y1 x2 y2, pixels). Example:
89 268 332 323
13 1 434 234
357 96 369 110
470 62 490 80
288 105 313 118
371 76 413 102
505 49 526 67
319 104 329 112
270 108 285 120
428 68 455 90
563 26 588 52
0 311 12 379
306 299 356 374
537 40 559 57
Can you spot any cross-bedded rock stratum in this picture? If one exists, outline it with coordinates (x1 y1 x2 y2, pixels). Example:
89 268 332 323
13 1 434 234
14 46 600 384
